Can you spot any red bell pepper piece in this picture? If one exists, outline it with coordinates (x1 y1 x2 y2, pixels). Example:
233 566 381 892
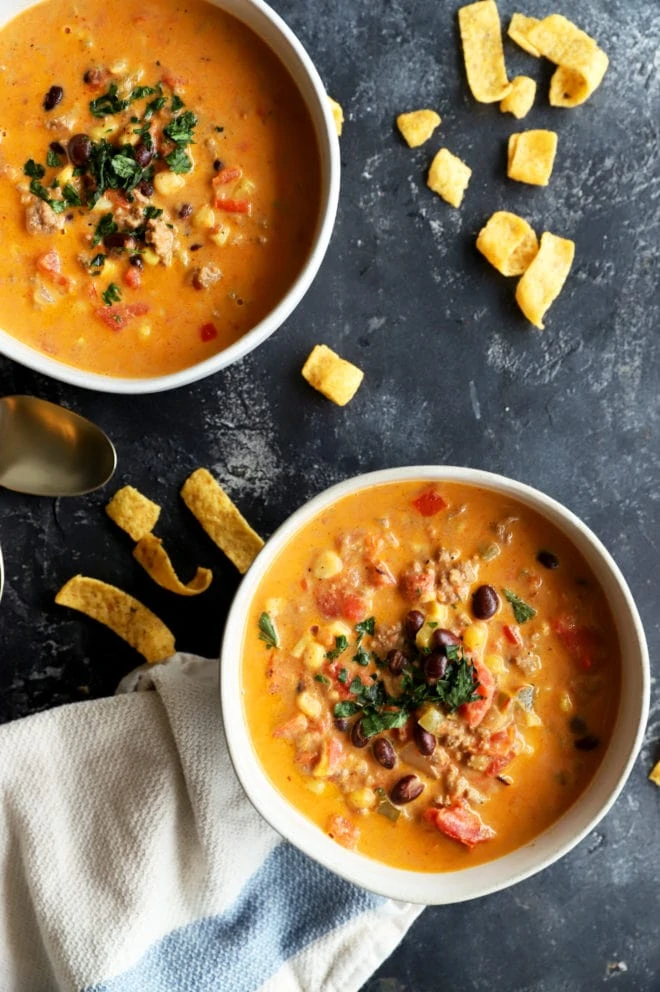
424 803 496 848
459 660 495 729
215 197 251 215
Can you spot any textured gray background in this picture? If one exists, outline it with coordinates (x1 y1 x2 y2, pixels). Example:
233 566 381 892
1 0 659 989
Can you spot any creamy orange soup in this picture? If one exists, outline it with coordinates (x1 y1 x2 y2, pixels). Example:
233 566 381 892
0 0 321 377
242 481 620 872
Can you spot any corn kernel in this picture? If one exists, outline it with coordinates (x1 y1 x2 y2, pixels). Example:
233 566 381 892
102 259 118 280
425 601 449 625
296 691 322 720
313 550 344 580
325 620 351 640
484 653 508 676
302 642 326 672
291 634 312 659
305 779 326 794
416 624 435 651
137 324 151 341
210 224 231 247
110 59 128 75
142 249 160 266
92 195 113 212
90 124 117 141
194 204 216 229
57 164 74 186
347 788 376 812
154 171 186 196
559 691 574 713
463 621 488 654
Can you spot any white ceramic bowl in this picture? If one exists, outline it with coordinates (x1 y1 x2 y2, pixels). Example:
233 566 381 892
0 0 339 394
221 466 650 904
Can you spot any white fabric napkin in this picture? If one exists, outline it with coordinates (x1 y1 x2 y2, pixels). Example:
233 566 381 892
0 654 422 992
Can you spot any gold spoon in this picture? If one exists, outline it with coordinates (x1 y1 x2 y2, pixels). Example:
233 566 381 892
0 395 116 497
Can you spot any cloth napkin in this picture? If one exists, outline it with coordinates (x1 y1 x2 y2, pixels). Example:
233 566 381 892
0 654 423 992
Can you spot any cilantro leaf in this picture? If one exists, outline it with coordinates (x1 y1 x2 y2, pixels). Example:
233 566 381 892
359 709 409 738
353 647 369 667
89 83 129 118
62 183 82 207
92 213 118 247
355 617 375 638
258 611 279 649
111 154 141 180
314 674 329 685
47 149 63 167
333 701 361 718
337 668 348 684
349 676 364 695
171 94 185 112
438 658 481 712
89 253 106 270
165 148 193 173
326 635 348 660
163 110 197 145
144 95 167 120
130 85 158 102
504 589 536 624
24 160 45 179
102 282 122 306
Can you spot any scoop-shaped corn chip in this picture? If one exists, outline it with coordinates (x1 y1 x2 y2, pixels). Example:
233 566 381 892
301 344 364 406
458 1 512 103
649 762 660 787
477 211 539 276
181 468 264 574
133 534 213 596
106 485 160 541
55 575 175 664
328 96 344 136
508 130 558 186
527 15 608 107
515 231 575 329
397 109 442 148
427 148 472 208
500 76 536 119
507 13 541 56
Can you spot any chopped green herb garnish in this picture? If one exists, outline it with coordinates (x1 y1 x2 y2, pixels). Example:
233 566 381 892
337 668 349 684
163 110 197 146
171 94 185 112
375 787 400 822
355 617 375 638
144 95 167 119
349 676 364 694
89 83 129 118
47 149 63 167
353 647 370 667
111 154 142 181
426 621 438 629
314 674 330 685
258 611 279 650
92 213 118 247
326 635 348 660
102 282 122 306
165 148 193 173
144 205 163 221
62 183 82 207
89 253 106 270
334 700 361 718
130 85 158 102
24 159 45 179
504 589 536 624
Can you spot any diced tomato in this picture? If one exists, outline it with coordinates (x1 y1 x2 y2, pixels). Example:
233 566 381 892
326 661 351 699
95 301 149 331
214 197 251 215
200 322 218 342
412 488 448 517
424 803 496 848
553 616 601 671
212 166 243 186
272 713 308 740
161 69 189 89
459 660 495 729
483 724 518 777
503 623 523 647
315 584 369 622
326 813 360 850
398 566 435 603
365 560 396 586
36 250 71 289
313 736 344 777
123 266 142 289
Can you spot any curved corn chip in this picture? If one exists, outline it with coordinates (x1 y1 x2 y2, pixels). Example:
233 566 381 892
328 96 344 136
458 0 511 103
477 211 539 277
397 109 442 148
507 13 541 56
427 148 472 208
181 468 264 574
515 232 575 329
526 15 609 107
500 76 536 119
507 130 558 187
133 534 213 596
106 485 160 541
55 575 175 664
302 344 364 406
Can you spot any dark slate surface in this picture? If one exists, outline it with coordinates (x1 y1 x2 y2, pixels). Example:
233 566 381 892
1 0 659 989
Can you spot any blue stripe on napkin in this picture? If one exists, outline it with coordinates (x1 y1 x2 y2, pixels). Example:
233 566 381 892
85 842 384 992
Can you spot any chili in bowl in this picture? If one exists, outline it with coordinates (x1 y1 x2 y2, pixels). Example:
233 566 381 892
0 0 338 392
221 466 649 904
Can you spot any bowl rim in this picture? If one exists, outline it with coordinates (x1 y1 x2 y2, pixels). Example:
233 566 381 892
220 465 650 905
0 0 340 394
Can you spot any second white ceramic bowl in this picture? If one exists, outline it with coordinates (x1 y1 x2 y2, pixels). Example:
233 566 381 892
221 466 649 905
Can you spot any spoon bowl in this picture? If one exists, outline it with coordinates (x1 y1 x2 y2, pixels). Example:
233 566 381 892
0 396 116 497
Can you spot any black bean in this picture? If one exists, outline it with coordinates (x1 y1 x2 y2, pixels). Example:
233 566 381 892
178 203 193 219
404 609 425 640
44 85 64 111
103 232 130 250
137 179 154 198
387 648 407 674
575 735 600 751
67 134 92 167
351 719 369 748
334 718 349 732
49 140 66 156
190 243 203 252
129 254 143 269
430 627 461 652
414 722 436 756
569 716 587 735
537 550 560 569
213 158 224 171
134 142 155 168
372 737 396 769
390 774 424 805
472 584 500 620
423 650 447 682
